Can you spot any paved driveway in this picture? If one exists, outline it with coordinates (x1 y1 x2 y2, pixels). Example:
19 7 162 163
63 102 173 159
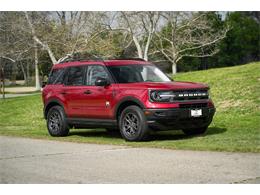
1 86 40 99
4 87 37 93
1 93 40 99
0 136 259 183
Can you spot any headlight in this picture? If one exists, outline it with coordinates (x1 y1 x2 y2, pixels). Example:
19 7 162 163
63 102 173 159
150 90 176 102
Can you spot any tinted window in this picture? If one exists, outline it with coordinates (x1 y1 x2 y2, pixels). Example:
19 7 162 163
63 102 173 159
108 65 171 83
86 65 109 86
48 68 65 84
66 66 85 86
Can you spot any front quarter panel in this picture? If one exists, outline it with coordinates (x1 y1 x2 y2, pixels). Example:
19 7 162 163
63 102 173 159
111 84 148 115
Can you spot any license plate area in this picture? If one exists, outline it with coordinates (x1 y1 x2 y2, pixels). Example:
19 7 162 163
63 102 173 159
190 109 202 117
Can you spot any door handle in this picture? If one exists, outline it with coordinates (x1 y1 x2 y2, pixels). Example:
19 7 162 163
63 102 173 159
84 90 92 94
60 91 67 95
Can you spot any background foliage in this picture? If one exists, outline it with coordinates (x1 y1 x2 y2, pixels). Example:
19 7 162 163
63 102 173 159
0 11 259 83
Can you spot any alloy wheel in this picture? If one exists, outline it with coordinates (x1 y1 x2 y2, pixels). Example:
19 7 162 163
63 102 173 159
122 112 139 137
48 111 61 133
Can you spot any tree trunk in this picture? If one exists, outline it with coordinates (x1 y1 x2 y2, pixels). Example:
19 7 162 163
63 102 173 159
132 35 143 59
34 45 41 90
172 62 177 75
25 12 57 65
0 63 5 99
19 62 27 84
26 59 30 85
144 32 152 61
33 36 57 64
11 62 17 85
143 47 148 61
44 43 57 64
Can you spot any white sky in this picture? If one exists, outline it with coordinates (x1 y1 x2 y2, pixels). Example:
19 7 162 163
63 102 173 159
0 0 260 11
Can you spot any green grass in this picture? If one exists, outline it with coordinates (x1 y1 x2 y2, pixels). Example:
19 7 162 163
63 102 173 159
0 62 260 152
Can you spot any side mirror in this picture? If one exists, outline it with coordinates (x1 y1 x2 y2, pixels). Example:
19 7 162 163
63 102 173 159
95 78 110 86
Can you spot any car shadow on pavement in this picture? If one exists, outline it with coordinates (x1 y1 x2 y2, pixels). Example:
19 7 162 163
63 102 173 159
149 127 227 141
69 129 123 139
69 127 227 141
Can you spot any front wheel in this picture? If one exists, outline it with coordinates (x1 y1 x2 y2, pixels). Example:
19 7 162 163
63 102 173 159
182 126 208 136
119 105 150 141
47 106 69 137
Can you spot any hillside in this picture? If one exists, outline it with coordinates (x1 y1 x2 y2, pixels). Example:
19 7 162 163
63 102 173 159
0 62 260 152
175 62 260 114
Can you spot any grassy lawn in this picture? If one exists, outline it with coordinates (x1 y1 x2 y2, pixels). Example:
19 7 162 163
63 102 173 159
0 62 259 152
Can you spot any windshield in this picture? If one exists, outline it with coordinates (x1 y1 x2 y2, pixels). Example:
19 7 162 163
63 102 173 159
107 64 171 83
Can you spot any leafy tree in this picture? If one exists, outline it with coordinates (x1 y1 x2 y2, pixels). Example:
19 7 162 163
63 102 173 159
153 12 229 74
216 12 260 66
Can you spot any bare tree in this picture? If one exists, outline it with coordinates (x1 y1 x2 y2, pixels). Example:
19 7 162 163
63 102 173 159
107 12 160 60
0 12 33 85
24 11 110 88
26 11 110 63
154 12 229 74
25 12 57 64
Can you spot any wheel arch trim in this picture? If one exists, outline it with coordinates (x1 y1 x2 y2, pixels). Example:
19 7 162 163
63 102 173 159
44 99 66 119
114 96 145 119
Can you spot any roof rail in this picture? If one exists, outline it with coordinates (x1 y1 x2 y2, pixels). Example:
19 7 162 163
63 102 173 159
57 52 104 64
111 57 146 61
57 54 147 64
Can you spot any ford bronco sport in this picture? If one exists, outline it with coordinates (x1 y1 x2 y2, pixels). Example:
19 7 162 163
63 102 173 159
42 58 215 141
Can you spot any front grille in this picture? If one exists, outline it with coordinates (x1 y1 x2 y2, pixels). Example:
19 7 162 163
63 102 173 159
174 90 209 101
149 89 209 103
179 103 208 109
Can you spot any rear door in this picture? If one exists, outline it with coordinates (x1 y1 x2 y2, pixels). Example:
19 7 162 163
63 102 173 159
62 65 90 118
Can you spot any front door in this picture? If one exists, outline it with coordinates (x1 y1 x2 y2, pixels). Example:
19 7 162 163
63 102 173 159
83 65 114 119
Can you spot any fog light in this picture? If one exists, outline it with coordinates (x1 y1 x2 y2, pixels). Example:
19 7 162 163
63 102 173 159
144 111 152 115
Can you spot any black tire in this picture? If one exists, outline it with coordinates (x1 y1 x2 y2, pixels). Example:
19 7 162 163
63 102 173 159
182 126 208 136
119 105 150 141
47 105 69 137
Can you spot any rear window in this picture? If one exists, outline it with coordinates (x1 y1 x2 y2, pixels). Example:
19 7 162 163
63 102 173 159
66 66 85 86
48 68 65 84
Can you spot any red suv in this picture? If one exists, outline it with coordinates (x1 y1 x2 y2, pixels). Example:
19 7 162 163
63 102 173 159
42 58 215 141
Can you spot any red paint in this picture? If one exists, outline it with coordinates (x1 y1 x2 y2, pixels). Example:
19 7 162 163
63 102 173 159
42 60 214 119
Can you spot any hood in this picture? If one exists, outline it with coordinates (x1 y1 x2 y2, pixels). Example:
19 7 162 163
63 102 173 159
118 81 209 90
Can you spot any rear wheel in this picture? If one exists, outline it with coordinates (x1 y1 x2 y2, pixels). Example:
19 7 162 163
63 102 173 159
119 105 150 141
182 126 208 136
47 106 69 136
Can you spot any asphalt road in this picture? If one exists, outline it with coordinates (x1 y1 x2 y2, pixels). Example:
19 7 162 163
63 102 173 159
0 136 259 184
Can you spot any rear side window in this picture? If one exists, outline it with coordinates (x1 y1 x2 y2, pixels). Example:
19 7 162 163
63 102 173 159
48 68 65 84
66 66 85 86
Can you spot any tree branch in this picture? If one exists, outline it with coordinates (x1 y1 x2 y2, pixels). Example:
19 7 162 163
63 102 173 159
0 56 16 63
24 11 57 64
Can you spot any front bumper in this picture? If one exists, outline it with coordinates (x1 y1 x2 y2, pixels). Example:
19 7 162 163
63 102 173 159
144 107 215 130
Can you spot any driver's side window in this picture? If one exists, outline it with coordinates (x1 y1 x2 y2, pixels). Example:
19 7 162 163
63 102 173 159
86 65 109 86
